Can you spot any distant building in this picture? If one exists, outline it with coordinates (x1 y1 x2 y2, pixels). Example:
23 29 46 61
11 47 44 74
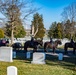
25 29 31 36
44 29 49 38
25 28 49 38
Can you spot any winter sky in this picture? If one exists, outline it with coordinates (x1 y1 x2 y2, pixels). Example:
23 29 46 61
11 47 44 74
34 0 76 29
0 0 76 29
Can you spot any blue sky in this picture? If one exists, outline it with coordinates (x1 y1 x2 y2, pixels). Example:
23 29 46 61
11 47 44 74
0 0 76 29
34 0 76 29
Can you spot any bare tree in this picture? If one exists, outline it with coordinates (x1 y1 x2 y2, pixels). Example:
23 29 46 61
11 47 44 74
31 19 38 37
0 0 38 44
0 18 6 27
61 2 76 39
61 2 76 22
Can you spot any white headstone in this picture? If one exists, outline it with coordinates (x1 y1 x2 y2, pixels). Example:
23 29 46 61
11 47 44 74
0 47 13 62
13 51 16 58
7 66 17 75
58 53 63 61
31 52 46 64
26 52 31 59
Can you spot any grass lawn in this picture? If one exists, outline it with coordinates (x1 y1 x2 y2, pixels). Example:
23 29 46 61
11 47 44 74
0 51 76 75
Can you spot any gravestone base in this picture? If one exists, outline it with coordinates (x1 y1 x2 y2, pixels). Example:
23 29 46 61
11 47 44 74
31 60 45 64
31 52 46 64
58 53 63 61
26 52 31 59
0 47 13 62
13 51 16 58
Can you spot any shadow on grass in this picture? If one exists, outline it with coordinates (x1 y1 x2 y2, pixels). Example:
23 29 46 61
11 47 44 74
13 49 76 71
13 50 33 64
46 53 76 71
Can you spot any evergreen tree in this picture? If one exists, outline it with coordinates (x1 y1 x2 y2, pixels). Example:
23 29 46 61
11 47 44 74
31 13 45 39
56 23 63 39
61 2 76 39
48 22 63 39
0 28 4 38
48 22 57 38
5 5 26 38
63 20 76 39
0 0 37 44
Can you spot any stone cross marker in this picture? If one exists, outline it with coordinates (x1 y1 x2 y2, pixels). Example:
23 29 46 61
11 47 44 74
31 52 46 64
7 66 17 75
0 47 13 62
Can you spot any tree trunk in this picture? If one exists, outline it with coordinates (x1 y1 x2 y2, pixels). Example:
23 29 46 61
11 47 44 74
11 24 14 45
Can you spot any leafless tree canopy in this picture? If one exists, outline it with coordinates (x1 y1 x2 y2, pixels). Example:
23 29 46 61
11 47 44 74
0 0 38 44
0 0 37 21
61 2 76 22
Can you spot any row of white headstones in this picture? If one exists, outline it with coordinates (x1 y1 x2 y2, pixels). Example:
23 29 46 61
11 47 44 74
0 47 63 75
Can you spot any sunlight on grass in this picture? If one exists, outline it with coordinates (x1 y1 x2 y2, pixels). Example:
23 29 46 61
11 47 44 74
0 58 76 75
